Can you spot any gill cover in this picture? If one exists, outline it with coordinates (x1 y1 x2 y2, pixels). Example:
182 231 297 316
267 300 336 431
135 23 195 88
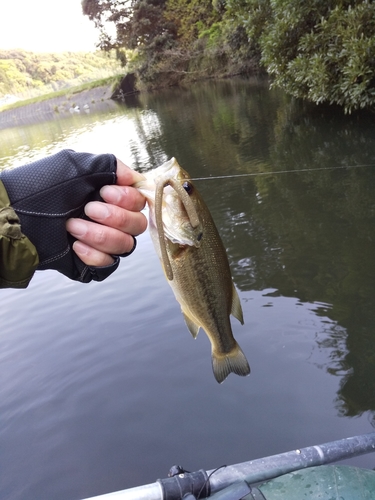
154 170 202 280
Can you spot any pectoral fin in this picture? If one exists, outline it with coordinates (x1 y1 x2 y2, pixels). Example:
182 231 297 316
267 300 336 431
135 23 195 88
182 312 200 339
231 284 244 325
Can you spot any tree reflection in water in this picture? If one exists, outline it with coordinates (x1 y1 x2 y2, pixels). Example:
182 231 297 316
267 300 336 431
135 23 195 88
132 80 375 422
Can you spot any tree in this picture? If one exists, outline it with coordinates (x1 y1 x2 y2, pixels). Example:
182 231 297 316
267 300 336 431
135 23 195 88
82 0 178 83
164 0 219 47
82 0 176 51
226 0 375 112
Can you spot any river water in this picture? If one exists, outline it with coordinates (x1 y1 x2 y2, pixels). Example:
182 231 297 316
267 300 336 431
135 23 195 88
1 78 375 499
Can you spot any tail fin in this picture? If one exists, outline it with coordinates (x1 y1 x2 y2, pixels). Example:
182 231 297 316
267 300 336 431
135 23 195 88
212 343 250 384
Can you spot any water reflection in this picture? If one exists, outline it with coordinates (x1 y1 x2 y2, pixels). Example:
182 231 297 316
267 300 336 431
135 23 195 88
4 79 375 421
2 79 375 499
129 80 375 421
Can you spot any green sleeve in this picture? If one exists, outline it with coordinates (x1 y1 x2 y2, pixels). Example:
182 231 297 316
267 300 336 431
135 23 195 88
0 180 39 288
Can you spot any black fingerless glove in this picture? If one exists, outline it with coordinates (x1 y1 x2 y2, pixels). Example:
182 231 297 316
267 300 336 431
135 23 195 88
0 149 120 283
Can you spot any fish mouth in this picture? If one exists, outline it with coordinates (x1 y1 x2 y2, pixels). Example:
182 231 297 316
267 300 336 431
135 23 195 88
155 157 178 176
133 158 181 196
147 157 184 184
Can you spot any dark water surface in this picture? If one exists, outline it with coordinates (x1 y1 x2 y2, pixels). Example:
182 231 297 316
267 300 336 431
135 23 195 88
1 78 375 499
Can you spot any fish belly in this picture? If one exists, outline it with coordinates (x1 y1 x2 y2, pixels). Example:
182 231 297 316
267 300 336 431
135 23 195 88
167 239 250 383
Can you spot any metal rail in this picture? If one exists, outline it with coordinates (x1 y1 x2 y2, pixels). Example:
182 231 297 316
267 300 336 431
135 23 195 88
81 432 375 500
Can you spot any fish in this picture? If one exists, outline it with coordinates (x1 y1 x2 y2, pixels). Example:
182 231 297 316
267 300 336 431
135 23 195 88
134 158 250 383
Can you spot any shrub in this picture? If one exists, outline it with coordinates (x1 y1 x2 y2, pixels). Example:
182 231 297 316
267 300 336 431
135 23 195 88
259 0 375 112
225 0 375 111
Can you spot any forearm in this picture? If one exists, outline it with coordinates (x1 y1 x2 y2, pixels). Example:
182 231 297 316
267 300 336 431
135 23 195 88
0 180 39 288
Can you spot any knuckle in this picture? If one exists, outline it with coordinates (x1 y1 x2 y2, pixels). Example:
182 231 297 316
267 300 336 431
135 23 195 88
92 227 108 245
118 209 130 229
123 186 146 211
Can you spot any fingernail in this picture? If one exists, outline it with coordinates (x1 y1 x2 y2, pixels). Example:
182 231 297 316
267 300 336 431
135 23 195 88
100 185 121 204
85 202 110 221
67 219 87 238
73 240 89 256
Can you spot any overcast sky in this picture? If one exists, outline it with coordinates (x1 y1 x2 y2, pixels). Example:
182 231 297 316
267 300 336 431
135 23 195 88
0 0 99 52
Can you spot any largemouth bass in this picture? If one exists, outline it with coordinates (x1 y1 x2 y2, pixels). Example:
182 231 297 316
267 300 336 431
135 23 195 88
134 158 250 383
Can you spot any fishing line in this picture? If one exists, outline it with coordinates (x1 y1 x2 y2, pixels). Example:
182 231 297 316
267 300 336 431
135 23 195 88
197 465 227 499
188 163 375 181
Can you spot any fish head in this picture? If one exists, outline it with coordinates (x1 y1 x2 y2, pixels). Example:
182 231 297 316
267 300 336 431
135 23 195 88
134 158 203 247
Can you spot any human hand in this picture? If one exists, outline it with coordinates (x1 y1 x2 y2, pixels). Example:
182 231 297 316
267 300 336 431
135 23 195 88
0 150 146 283
66 159 147 267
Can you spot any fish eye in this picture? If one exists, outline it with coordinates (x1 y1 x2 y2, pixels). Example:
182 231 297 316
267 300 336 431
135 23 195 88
182 181 193 195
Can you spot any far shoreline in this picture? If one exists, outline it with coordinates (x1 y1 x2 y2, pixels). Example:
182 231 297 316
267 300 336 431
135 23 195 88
0 77 122 131
0 76 188 130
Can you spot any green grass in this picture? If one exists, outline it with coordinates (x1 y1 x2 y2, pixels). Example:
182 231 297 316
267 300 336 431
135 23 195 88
0 75 122 113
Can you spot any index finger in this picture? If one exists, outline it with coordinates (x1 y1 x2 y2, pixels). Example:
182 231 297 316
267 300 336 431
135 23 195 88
116 158 145 186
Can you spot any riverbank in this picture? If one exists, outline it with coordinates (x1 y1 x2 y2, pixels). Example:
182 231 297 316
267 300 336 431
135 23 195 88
0 63 257 131
0 79 121 130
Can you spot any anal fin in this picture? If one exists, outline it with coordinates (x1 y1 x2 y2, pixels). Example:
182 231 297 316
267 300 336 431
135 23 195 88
182 312 200 339
231 284 244 325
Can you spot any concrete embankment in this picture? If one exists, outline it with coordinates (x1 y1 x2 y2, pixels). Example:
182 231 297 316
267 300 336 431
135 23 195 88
0 85 120 130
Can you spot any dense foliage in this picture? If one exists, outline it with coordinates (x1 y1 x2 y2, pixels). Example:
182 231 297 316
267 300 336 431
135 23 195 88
83 0 251 85
230 0 375 112
83 0 375 112
0 50 122 98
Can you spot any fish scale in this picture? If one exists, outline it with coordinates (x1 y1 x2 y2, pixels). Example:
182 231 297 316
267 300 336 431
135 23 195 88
134 158 250 383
